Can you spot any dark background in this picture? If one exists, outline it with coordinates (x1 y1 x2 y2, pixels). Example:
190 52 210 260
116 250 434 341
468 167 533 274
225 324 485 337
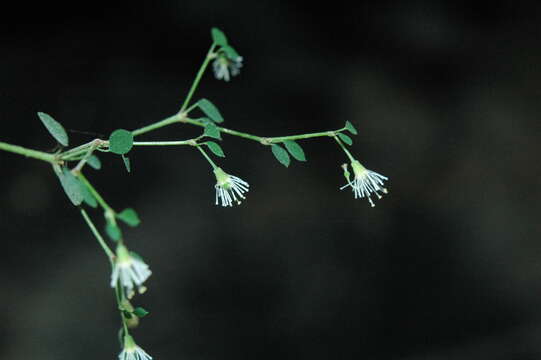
1 1 541 359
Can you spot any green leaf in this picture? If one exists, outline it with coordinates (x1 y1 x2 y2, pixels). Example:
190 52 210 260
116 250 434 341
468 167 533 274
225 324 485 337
203 122 221 140
133 307 149 318
87 155 102 170
211 27 228 46
222 45 240 60
109 129 134 155
344 121 358 135
80 182 98 208
105 221 122 242
337 133 353 146
122 155 131 173
206 141 225 157
197 99 224 123
37 112 69 146
57 167 84 206
117 208 140 227
271 144 290 167
283 140 306 162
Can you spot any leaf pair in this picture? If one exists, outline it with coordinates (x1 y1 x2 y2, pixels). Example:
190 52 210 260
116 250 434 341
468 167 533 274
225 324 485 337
105 208 141 242
337 121 358 146
211 28 241 60
271 140 306 168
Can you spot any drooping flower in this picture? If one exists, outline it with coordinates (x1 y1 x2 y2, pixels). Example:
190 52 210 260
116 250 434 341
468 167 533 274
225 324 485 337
212 53 243 82
110 244 152 297
214 167 249 207
340 160 388 207
119 335 152 360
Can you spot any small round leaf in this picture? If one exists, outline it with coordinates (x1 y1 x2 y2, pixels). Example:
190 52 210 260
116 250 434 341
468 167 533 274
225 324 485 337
109 129 134 155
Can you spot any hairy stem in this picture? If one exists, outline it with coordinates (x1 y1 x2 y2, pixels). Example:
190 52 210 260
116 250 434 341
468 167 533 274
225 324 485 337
80 208 115 261
333 135 356 162
131 113 183 137
197 145 218 169
78 172 115 214
133 140 195 146
180 43 217 113
0 141 57 163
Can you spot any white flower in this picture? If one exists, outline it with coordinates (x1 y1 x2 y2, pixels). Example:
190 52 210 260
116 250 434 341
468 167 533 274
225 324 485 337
119 335 152 360
212 54 243 82
214 167 249 207
111 244 152 296
340 160 388 207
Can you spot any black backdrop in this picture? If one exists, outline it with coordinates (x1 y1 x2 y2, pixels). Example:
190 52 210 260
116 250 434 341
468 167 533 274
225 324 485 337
2 1 541 359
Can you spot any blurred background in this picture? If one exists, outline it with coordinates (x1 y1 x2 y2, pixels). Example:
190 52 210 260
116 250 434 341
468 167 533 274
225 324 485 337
1 1 541 359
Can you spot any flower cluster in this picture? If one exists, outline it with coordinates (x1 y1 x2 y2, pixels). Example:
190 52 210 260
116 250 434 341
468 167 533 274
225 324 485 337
340 160 388 207
213 54 243 82
111 244 152 298
119 335 152 360
213 167 249 206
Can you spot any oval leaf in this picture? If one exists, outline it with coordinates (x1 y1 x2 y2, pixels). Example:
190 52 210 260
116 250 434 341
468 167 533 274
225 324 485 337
283 140 306 162
80 182 98 208
87 155 102 170
38 112 69 146
204 122 221 140
271 144 290 167
222 45 240 60
133 307 149 318
109 129 134 155
211 27 228 46
117 208 140 227
337 133 353 146
197 99 224 123
105 221 122 242
57 167 84 206
345 121 358 135
206 141 225 157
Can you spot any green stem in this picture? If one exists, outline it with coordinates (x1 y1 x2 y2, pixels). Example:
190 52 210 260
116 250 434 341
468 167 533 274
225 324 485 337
78 172 115 214
333 135 356 162
59 140 104 160
197 145 218 169
114 283 130 335
80 208 115 262
179 44 217 113
73 142 100 173
0 141 57 163
131 114 183 137
133 140 194 146
184 118 343 144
